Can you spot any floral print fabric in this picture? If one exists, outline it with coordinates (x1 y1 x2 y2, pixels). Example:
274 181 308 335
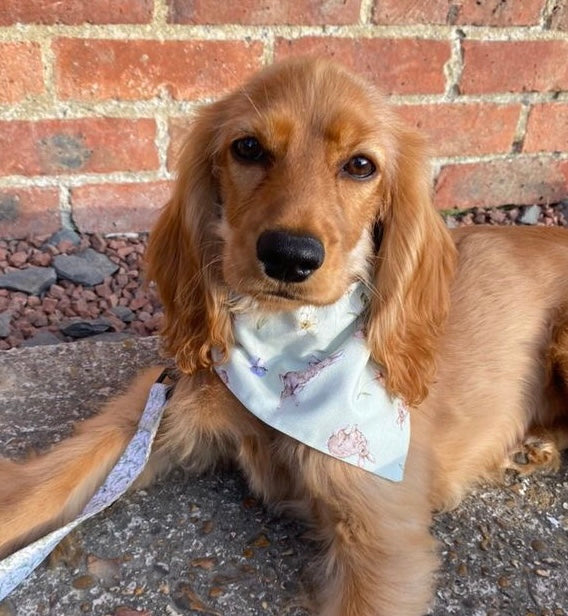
215 284 410 481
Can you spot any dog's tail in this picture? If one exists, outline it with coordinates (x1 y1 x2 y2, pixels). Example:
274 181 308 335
0 366 164 559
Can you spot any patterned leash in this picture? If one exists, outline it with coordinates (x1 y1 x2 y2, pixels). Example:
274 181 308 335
0 371 172 600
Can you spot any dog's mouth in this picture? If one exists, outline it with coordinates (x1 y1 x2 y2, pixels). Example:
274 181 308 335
253 286 310 307
229 280 322 310
264 288 303 300
246 280 353 310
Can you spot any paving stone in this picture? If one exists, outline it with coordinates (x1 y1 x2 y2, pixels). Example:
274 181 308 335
45 228 81 247
519 204 542 225
53 249 119 286
0 266 56 295
0 312 11 338
111 305 136 323
59 317 113 338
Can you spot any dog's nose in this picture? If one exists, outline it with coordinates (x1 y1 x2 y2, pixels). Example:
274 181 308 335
256 230 325 283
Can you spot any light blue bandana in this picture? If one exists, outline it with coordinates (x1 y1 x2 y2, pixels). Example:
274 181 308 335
215 285 410 481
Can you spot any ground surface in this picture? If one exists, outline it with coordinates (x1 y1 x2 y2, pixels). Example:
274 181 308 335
0 338 567 616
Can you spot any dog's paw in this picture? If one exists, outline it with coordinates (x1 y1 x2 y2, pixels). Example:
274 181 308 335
506 429 562 475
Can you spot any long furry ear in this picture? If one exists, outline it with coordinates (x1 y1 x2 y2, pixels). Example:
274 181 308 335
146 104 232 374
367 127 457 406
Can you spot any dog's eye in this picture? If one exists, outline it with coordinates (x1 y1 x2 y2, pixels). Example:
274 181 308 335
343 156 376 179
231 137 266 163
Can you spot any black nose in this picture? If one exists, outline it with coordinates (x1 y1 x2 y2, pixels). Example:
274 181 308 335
256 230 325 283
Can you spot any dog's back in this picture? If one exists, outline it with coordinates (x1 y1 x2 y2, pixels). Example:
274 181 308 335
427 225 568 507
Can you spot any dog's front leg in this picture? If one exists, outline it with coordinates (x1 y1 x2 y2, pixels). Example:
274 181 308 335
298 449 438 616
136 371 281 490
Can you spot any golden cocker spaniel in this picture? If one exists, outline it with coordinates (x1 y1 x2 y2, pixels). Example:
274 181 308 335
1 57 568 616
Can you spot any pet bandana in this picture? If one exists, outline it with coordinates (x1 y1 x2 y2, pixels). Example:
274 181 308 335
0 379 170 601
215 284 410 481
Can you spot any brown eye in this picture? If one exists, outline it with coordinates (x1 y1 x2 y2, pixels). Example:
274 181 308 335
231 136 266 163
343 156 376 179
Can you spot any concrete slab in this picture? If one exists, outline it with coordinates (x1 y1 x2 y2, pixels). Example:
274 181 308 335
0 339 567 615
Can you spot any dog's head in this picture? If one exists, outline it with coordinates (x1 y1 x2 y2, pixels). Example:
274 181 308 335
147 57 457 405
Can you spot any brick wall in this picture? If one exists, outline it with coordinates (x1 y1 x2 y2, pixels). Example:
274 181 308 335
0 0 567 238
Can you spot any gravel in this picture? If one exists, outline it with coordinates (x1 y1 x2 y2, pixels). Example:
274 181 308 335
0 203 567 351
0 233 162 350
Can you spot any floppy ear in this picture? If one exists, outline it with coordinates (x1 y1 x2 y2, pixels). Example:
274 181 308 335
366 127 457 406
146 103 232 374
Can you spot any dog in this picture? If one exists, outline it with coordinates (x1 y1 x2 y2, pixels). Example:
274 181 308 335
1 57 568 616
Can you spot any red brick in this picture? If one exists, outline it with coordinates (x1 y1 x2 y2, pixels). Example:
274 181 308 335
0 0 153 25
168 0 360 24
524 103 568 153
54 39 264 101
0 119 158 176
372 0 448 24
0 42 44 103
549 1 568 30
0 187 60 239
461 41 568 94
434 158 568 210
396 103 520 157
373 0 544 25
454 0 544 25
274 38 450 95
72 182 173 233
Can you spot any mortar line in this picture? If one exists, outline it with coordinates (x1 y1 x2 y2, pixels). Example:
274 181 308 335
0 171 170 188
58 184 79 232
359 0 375 25
154 112 172 175
541 0 560 28
511 103 532 153
260 28 276 65
37 37 57 103
443 27 464 100
2 91 567 122
388 92 568 105
152 0 170 28
434 151 568 166
1 23 567 42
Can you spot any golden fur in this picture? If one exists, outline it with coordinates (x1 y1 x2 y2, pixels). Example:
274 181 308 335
1 58 568 615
